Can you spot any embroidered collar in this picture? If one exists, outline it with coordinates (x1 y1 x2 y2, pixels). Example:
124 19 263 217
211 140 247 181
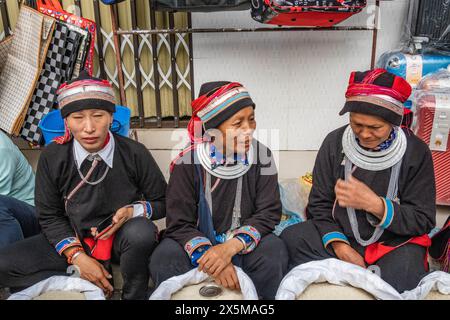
73 131 114 169
210 143 248 170
356 128 397 152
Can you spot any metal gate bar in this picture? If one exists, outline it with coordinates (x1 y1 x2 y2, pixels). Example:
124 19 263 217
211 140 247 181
168 12 180 128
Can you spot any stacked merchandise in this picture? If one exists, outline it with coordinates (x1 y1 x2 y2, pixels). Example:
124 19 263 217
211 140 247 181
377 0 450 129
413 69 450 206
148 0 367 26
250 0 366 27
0 6 55 138
0 2 96 146
377 46 450 128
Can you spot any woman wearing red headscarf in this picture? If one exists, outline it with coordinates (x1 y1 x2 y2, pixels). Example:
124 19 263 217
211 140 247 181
150 81 287 299
281 69 436 293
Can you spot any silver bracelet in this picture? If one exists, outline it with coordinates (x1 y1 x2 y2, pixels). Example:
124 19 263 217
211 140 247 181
234 236 247 253
71 251 83 264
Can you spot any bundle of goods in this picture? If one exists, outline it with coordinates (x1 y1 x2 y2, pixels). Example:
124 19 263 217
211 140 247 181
413 68 450 205
377 0 450 128
274 173 312 236
250 0 366 27
150 267 258 300
0 2 96 145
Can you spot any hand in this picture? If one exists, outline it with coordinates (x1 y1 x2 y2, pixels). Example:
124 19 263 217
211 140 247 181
334 175 384 219
213 263 240 291
71 252 114 297
97 206 134 240
197 238 244 277
331 242 366 269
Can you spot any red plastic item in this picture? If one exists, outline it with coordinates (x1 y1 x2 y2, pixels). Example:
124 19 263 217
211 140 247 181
265 11 359 27
415 94 450 206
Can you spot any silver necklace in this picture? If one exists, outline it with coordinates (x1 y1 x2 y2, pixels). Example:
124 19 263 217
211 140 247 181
75 154 110 186
196 141 253 180
342 125 407 171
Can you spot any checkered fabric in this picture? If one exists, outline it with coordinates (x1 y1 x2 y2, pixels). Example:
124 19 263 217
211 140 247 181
0 7 55 135
0 36 13 76
72 31 91 79
60 22 83 81
21 21 82 144
60 22 89 80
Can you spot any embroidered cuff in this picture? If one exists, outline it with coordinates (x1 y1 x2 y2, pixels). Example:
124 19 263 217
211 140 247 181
130 201 153 219
190 245 211 267
322 232 350 248
55 237 82 255
184 236 213 259
377 197 394 229
132 203 145 218
231 225 261 254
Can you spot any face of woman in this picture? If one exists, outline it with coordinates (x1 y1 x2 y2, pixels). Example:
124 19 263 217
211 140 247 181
349 112 393 149
66 109 113 153
215 106 256 155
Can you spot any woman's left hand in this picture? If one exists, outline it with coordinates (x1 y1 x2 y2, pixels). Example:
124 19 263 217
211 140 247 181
97 206 134 240
197 238 244 277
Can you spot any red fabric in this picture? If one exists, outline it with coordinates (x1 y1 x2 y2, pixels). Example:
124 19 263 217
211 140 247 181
102 132 110 148
365 235 432 271
415 94 450 205
53 118 72 145
83 235 115 261
263 11 357 27
401 108 413 129
188 82 243 143
345 68 412 103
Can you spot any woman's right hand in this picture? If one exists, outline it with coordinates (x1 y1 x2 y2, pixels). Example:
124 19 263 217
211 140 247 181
213 263 240 291
72 252 114 297
331 242 366 269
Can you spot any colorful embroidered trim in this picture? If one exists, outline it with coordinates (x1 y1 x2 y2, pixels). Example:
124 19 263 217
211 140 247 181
133 201 153 219
210 144 248 170
322 231 350 248
190 245 212 267
231 225 261 254
184 236 212 257
377 197 394 229
55 237 81 255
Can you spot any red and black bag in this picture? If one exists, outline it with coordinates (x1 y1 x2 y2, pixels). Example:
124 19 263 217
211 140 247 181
250 0 366 27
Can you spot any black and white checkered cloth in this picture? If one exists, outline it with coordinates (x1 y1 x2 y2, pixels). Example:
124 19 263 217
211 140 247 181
21 22 82 145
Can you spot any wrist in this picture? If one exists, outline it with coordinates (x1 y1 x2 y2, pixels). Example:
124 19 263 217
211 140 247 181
67 247 85 265
331 241 350 253
71 251 85 264
366 196 385 219
227 238 245 255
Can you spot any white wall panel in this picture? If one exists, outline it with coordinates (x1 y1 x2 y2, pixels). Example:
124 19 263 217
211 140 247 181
192 0 409 150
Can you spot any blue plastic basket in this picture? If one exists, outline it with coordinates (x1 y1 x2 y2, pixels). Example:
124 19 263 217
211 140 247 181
39 106 131 146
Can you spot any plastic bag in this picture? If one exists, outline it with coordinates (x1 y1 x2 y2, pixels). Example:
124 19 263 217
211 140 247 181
149 266 258 300
274 174 312 236
275 258 450 300
415 66 450 91
8 276 105 300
